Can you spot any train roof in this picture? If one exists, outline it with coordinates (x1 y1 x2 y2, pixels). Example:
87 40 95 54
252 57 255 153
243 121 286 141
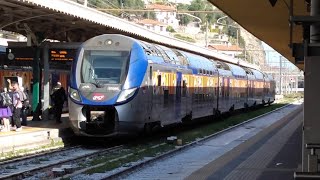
180 51 216 72
225 63 247 79
267 74 274 81
251 69 264 80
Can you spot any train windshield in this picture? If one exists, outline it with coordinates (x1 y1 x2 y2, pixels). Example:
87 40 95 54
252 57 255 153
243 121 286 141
81 50 130 85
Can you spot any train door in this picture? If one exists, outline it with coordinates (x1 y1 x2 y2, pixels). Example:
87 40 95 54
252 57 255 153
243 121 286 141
219 76 224 112
175 72 182 121
182 74 191 118
147 66 153 121
214 74 219 111
245 76 249 105
151 68 163 123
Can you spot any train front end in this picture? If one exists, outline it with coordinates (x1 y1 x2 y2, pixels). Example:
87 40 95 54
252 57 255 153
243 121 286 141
68 34 147 137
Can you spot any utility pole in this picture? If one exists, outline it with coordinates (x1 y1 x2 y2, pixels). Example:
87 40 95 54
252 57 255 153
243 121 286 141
121 0 124 18
236 29 239 46
84 0 87 6
279 56 282 95
205 21 208 47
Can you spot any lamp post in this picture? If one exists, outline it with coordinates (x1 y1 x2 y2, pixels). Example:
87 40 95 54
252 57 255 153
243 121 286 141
177 13 203 44
279 56 282 95
217 15 239 46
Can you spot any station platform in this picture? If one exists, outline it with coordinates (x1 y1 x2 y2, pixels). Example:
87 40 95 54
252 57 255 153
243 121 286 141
0 114 73 153
186 105 303 180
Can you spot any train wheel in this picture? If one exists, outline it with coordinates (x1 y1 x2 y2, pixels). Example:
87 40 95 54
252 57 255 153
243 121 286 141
182 111 192 123
144 122 161 135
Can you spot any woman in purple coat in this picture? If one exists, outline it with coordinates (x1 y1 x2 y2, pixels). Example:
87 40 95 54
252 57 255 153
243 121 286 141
0 88 12 132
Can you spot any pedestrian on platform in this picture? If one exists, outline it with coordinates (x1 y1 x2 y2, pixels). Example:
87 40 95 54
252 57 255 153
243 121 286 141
20 86 29 126
10 81 23 131
51 82 66 123
0 87 13 132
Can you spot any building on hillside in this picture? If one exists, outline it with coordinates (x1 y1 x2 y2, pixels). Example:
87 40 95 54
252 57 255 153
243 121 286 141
143 0 191 5
209 34 230 45
145 4 179 29
185 22 201 34
137 19 168 35
208 44 243 58
167 0 191 4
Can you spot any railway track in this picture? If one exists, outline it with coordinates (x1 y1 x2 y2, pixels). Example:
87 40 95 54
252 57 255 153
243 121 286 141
0 145 124 180
56 102 302 179
0 102 301 180
100 102 301 179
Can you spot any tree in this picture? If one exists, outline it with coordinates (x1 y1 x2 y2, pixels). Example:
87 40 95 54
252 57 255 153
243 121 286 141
143 11 157 20
166 26 175 33
88 0 145 18
188 0 207 23
186 0 217 30
122 0 145 16
177 4 192 26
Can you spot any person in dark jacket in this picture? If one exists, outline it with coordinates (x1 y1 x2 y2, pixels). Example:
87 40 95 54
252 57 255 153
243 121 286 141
51 82 67 123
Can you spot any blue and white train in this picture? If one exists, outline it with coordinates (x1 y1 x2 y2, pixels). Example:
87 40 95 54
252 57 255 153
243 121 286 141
68 34 275 137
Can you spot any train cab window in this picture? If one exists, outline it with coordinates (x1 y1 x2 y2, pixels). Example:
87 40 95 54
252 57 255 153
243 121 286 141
81 50 130 85
157 75 161 86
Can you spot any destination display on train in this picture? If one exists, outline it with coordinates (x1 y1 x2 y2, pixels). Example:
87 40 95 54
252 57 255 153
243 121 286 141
49 49 77 61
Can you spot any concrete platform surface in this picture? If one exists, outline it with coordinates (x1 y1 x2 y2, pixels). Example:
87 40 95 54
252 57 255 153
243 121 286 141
0 114 73 153
122 101 303 180
187 106 302 180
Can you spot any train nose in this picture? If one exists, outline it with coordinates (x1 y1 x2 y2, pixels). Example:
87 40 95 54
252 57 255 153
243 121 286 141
78 83 122 104
79 105 118 135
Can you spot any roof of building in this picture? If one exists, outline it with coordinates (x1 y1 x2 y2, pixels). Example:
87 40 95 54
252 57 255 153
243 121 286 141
208 44 243 51
137 19 167 26
145 4 176 11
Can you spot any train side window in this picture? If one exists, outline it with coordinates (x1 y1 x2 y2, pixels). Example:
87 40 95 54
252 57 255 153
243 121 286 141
199 69 202 74
182 80 187 97
157 75 161 86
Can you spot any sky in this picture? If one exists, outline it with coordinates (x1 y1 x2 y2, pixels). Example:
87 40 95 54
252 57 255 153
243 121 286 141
262 42 298 70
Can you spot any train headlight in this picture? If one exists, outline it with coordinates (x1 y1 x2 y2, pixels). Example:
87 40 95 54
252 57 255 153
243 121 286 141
116 87 138 103
69 87 81 102
105 39 113 45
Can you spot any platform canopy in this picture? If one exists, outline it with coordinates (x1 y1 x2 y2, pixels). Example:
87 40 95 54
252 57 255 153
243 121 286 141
208 0 309 70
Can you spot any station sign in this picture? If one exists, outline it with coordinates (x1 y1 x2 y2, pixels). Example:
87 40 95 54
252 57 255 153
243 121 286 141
6 47 34 61
49 49 77 61
6 47 77 62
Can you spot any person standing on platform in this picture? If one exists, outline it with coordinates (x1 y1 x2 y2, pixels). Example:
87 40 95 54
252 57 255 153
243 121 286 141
20 86 29 126
10 81 23 131
0 88 12 132
51 82 66 123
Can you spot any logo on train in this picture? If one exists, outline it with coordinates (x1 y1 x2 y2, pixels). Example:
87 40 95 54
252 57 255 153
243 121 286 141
92 93 105 101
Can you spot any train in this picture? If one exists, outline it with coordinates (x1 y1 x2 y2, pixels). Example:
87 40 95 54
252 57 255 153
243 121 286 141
68 34 276 137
